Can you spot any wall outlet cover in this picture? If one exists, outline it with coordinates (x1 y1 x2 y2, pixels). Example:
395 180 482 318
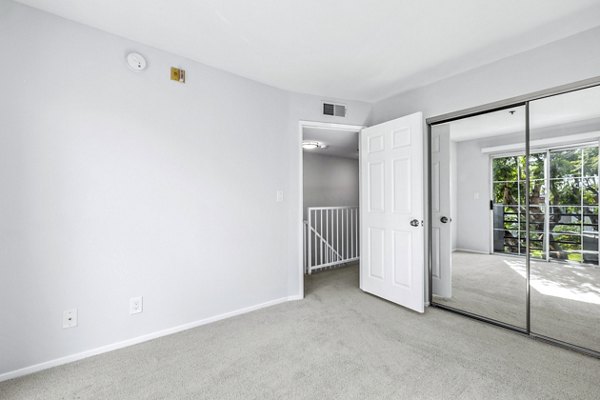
63 308 77 329
130 296 143 315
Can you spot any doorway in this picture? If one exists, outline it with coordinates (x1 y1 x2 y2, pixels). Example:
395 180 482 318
299 113 427 314
300 122 361 281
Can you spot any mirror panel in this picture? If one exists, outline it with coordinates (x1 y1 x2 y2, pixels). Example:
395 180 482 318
529 84 600 353
431 106 528 329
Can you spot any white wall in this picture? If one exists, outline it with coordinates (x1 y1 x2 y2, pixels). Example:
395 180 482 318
370 25 600 123
454 139 492 253
453 131 524 254
303 153 359 217
0 1 372 377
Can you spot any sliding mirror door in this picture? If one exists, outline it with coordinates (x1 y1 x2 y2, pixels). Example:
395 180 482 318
431 106 528 329
529 85 600 353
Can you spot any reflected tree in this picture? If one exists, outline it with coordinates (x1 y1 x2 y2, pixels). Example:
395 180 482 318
493 147 599 264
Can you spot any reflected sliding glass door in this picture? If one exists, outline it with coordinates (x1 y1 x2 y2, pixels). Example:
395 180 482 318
492 152 545 258
493 147 600 264
529 85 600 354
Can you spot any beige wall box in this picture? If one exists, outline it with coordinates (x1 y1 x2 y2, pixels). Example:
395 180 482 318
171 67 186 83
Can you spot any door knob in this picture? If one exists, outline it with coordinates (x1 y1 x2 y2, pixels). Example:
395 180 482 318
410 219 420 227
440 216 449 223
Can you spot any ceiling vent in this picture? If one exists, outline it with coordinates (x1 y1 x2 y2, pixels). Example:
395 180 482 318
323 102 346 117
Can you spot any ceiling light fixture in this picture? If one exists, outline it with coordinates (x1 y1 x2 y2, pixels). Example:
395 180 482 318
302 140 326 150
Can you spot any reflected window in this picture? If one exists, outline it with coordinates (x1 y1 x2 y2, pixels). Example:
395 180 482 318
492 145 599 265
492 152 546 257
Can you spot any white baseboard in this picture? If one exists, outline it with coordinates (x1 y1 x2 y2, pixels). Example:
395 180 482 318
0 295 300 383
454 248 490 255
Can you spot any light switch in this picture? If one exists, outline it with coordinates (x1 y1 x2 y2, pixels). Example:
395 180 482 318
474 192 480 200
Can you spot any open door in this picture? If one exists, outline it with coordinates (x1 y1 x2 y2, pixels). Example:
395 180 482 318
359 112 425 313
431 124 452 298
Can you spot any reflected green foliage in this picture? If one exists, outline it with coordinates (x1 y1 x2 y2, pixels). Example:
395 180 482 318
550 179 580 205
583 147 599 176
492 146 599 264
550 149 580 178
525 153 545 181
494 156 519 182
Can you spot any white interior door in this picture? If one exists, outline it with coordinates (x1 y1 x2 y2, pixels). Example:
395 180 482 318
359 112 425 313
431 124 452 298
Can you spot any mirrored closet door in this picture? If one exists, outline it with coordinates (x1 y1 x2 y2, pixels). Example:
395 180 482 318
430 82 600 356
431 106 528 329
529 85 600 354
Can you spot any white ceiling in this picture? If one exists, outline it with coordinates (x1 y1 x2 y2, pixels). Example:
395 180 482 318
447 84 600 142
303 127 359 159
14 0 600 102
448 107 526 142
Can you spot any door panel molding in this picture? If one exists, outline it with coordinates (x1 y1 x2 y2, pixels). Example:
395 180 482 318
360 112 425 313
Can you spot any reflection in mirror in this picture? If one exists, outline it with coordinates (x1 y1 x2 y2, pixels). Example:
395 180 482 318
431 106 527 328
529 84 600 353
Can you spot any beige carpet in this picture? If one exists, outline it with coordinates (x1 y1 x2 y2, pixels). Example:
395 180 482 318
433 251 600 352
1 264 599 399
433 252 528 328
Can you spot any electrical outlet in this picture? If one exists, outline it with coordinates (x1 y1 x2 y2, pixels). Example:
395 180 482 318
63 308 77 328
276 190 284 202
130 296 143 315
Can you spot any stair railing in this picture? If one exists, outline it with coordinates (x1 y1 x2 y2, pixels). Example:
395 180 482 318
305 206 359 274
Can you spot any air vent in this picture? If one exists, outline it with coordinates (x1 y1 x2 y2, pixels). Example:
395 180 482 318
323 102 346 117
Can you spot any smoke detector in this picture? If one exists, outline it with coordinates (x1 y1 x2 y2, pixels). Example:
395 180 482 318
126 52 147 71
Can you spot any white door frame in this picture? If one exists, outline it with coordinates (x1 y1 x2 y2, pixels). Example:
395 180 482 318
297 120 364 297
